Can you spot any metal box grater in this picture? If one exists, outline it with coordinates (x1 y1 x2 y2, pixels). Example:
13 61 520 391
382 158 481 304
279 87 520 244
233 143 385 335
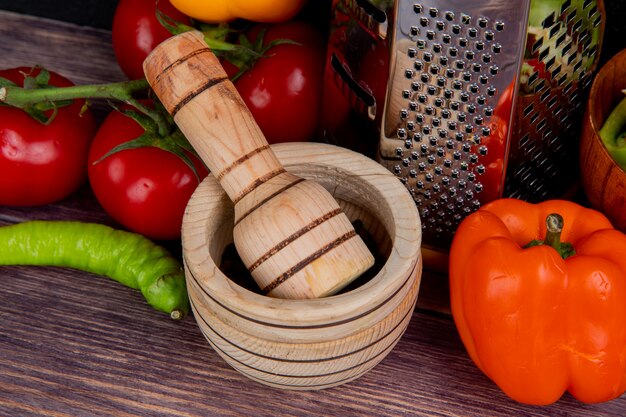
320 0 605 253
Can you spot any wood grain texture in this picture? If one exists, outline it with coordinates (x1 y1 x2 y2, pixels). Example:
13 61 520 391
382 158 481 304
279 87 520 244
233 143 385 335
144 31 375 299
2 265 625 416
0 10 125 122
182 143 422 389
0 10 625 416
580 48 626 232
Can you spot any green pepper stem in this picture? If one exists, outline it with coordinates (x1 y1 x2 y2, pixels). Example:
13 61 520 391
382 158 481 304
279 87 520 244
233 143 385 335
544 213 564 250
524 213 576 259
170 309 184 320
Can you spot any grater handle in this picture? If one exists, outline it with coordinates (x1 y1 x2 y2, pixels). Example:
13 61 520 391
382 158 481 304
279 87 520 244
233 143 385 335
143 30 375 300
143 30 283 203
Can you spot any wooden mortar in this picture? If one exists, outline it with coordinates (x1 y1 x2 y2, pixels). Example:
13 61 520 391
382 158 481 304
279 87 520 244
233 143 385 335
143 31 374 299
182 142 422 390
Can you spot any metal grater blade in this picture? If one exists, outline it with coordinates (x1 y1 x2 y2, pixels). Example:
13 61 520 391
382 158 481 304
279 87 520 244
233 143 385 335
379 0 530 246
320 0 605 253
504 0 605 202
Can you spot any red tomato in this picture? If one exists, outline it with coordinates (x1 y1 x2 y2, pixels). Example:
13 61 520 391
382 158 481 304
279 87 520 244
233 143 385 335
87 108 208 240
233 21 326 143
112 0 190 80
0 67 96 206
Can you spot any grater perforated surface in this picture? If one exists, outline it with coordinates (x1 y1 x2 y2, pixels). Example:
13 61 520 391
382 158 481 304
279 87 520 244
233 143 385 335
379 0 530 245
322 0 605 249
504 0 604 201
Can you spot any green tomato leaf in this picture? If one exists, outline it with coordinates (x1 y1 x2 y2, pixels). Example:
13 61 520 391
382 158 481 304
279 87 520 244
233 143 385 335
120 108 159 134
92 109 205 183
220 30 299 82
199 22 233 41
91 131 157 166
34 68 51 87
22 75 37 90
156 138 203 183
26 108 52 124
0 77 17 88
1 66 74 123
155 4 195 35
25 101 59 125
170 129 197 155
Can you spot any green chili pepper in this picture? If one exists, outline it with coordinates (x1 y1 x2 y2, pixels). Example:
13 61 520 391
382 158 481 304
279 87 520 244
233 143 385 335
599 96 626 170
0 220 190 320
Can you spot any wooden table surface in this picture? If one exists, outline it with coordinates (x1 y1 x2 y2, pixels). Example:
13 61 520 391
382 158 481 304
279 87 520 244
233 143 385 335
1 10 625 417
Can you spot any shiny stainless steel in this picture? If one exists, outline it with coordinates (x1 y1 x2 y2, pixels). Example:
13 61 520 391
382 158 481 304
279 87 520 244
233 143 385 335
325 0 605 248
379 0 529 245
504 0 605 202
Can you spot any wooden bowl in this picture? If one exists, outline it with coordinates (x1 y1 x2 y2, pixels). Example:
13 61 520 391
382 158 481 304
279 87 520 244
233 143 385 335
182 142 422 390
580 48 626 232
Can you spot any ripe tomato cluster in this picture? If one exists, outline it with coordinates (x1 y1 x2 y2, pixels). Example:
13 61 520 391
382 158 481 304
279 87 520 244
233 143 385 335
0 0 329 241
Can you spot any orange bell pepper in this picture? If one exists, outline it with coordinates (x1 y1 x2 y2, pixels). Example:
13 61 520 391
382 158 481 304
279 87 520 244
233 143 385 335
169 0 308 23
449 198 626 405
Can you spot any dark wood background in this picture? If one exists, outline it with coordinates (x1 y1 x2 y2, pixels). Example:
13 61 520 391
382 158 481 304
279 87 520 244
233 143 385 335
0 0 625 62
0 0 118 29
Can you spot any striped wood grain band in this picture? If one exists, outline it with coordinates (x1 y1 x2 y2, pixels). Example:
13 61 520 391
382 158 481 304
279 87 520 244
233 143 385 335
238 364 370 389
150 46 230 117
189 302 374 389
170 75 229 117
189 288 414 365
261 230 357 295
232 168 287 205
187 282 417 387
234 177 306 227
246 208 343 273
215 144 287 204
152 47 211 86
190 297 414 387
216 144 272 182
185 256 419 329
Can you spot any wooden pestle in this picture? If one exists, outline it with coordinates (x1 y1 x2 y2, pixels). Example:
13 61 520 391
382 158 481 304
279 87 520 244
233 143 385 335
143 31 374 299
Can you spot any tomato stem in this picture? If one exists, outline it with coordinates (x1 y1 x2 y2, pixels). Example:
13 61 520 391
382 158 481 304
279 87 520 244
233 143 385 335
0 78 149 105
0 77 172 136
